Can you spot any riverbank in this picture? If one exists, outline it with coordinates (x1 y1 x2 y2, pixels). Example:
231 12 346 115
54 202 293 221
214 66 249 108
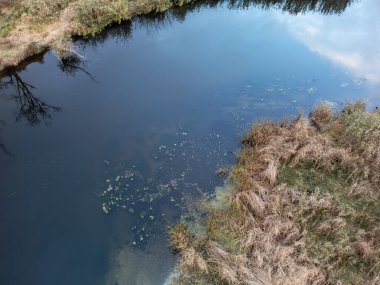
0 0 188 71
169 102 380 284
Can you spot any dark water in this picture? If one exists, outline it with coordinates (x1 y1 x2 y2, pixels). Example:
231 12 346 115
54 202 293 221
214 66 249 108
0 0 379 284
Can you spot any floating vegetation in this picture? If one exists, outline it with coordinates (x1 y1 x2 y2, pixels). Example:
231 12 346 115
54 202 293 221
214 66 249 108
226 73 368 131
307 86 317 94
97 127 235 248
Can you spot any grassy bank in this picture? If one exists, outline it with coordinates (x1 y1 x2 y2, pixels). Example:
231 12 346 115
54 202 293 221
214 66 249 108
169 102 380 285
0 0 186 71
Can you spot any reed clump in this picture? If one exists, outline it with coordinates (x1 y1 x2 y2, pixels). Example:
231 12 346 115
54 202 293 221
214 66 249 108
169 101 380 285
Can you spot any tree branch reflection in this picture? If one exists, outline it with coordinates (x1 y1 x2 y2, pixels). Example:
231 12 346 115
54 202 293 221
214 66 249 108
58 55 97 82
1 72 61 126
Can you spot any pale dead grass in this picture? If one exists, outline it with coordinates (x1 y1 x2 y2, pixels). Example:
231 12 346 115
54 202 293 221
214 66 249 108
170 103 380 285
310 103 333 129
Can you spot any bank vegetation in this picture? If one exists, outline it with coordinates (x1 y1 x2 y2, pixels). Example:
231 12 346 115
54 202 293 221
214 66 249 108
169 102 380 285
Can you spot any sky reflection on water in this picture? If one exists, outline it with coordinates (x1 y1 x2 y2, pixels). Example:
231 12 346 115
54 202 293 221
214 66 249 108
277 0 380 84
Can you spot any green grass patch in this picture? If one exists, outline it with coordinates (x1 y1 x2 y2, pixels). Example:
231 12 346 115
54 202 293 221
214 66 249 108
276 162 348 195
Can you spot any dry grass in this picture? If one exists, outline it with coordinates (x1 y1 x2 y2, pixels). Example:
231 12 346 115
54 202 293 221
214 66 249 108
310 103 333 130
169 102 380 285
0 2 26 37
74 0 129 35
24 0 74 20
0 0 175 70
331 102 380 184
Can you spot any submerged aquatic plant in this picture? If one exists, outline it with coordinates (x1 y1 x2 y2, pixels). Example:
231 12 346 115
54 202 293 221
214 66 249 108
169 102 380 285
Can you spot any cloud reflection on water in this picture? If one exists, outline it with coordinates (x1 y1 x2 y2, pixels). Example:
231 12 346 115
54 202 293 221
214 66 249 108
277 0 380 84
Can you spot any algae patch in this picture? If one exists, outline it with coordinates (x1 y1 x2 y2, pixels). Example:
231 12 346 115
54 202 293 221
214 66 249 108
98 127 233 248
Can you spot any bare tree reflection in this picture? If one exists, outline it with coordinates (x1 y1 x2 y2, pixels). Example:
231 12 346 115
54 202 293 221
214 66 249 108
58 55 97 82
0 72 61 126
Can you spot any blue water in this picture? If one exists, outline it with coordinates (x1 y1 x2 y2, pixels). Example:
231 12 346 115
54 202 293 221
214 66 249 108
0 0 379 284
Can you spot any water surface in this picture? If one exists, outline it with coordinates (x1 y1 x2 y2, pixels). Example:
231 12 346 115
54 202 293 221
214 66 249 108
0 0 379 284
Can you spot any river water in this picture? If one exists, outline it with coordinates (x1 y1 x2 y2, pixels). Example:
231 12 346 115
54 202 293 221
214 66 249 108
0 0 379 284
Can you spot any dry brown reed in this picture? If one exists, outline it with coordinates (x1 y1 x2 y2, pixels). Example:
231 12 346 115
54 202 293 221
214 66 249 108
169 102 380 285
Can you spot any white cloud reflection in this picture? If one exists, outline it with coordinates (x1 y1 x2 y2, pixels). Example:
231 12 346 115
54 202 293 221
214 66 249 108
276 0 380 83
